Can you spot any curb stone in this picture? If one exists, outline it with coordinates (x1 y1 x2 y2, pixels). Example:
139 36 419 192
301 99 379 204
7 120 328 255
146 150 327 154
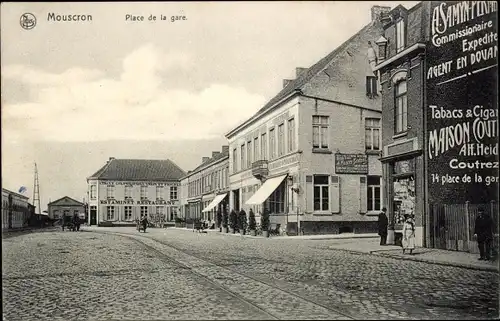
369 250 499 272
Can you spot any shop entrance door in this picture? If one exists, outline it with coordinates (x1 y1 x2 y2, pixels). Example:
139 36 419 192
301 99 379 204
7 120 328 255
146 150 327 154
90 207 97 225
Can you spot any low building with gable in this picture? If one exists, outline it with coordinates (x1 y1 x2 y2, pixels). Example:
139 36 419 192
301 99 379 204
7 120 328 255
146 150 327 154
87 157 186 226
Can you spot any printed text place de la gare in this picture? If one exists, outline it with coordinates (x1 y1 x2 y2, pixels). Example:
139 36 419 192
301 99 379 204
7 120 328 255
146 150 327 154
125 14 187 22
47 13 93 22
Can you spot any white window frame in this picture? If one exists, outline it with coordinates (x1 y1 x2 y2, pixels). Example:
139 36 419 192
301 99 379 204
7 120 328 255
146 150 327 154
312 116 329 149
247 141 252 167
395 81 408 134
269 127 276 159
140 206 148 218
367 176 382 212
396 19 405 53
106 185 115 199
287 118 295 152
233 148 238 173
365 118 381 151
124 185 132 199
140 186 148 200
254 137 259 161
240 144 245 170
366 76 378 97
261 133 267 160
106 206 115 221
90 185 96 200
277 123 285 156
170 207 177 221
124 206 133 221
156 186 164 200
170 186 178 200
313 175 330 212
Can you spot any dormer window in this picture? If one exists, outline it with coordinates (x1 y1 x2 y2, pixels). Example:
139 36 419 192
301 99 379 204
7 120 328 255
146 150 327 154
396 19 406 53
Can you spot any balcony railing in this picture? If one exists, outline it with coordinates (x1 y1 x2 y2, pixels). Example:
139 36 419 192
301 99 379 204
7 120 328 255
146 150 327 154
252 159 269 180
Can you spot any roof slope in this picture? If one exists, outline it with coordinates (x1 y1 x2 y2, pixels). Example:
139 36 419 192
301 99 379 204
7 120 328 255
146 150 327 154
227 19 376 137
185 151 229 179
89 159 186 181
48 196 84 206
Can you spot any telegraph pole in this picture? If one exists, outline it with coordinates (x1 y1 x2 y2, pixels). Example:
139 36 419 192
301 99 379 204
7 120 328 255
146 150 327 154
33 163 41 220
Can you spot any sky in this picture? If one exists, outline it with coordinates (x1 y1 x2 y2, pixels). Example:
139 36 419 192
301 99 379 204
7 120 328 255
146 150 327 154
1 1 419 212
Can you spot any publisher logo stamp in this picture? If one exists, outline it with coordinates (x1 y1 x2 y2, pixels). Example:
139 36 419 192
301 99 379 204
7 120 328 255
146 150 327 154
20 13 36 30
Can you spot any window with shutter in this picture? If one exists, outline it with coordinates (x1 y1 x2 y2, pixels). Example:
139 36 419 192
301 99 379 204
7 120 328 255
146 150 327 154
330 175 340 213
359 177 367 213
305 175 313 213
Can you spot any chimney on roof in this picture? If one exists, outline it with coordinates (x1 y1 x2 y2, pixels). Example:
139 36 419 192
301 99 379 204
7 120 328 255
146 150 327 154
371 5 391 22
212 151 221 158
107 157 115 164
296 67 307 78
283 79 293 88
221 145 229 154
202 157 210 163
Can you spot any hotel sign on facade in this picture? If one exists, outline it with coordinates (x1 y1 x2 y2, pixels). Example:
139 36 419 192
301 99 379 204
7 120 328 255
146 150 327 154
426 1 498 204
335 153 369 174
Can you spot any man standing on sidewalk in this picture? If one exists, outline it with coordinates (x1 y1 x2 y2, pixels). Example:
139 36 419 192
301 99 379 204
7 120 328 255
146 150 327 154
378 207 389 245
474 207 493 261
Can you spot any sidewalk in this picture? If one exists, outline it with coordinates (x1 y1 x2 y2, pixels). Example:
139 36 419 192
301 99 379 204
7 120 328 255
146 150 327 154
320 238 499 272
86 226 499 272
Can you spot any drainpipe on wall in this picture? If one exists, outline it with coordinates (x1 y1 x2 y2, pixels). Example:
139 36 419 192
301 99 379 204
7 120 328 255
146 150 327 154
422 49 430 248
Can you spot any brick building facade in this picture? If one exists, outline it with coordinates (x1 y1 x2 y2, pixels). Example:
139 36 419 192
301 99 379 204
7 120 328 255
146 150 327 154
225 6 392 235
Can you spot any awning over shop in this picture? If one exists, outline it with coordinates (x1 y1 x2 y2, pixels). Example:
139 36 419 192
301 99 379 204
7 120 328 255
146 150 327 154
245 174 287 205
201 193 227 213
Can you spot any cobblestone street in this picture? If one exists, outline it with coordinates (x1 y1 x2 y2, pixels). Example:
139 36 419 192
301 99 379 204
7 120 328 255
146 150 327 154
2 228 498 320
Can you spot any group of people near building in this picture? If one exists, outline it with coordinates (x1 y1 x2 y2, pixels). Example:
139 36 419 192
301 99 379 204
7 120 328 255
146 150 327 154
377 207 495 260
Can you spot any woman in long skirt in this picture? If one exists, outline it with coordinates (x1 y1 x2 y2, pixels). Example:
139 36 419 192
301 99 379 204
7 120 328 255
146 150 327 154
402 214 416 255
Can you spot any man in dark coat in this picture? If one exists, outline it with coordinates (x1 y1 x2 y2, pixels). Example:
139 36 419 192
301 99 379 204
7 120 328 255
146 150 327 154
378 207 389 245
474 207 494 260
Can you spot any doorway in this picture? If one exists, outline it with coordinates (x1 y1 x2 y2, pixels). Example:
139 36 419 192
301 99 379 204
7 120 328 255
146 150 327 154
232 189 240 212
90 206 97 225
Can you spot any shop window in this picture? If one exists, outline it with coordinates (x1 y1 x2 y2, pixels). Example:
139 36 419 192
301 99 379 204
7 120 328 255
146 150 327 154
90 185 96 200
395 81 408 134
365 118 381 151
267 182 285 214
366 76 378 98
124 206 133 221
313 175 329 211
367 176 382 212
396 19 406 53
140 186 147 200
106 185 115 199
106 206 115 221
312 116 329 149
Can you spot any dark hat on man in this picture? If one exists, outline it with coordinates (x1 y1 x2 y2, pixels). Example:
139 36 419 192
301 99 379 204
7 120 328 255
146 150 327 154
382 207 387 212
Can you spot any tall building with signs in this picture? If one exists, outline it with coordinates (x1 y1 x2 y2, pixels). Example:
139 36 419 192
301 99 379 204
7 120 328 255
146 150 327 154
373 1 498 249
87 158 186 226
225 6 390 235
